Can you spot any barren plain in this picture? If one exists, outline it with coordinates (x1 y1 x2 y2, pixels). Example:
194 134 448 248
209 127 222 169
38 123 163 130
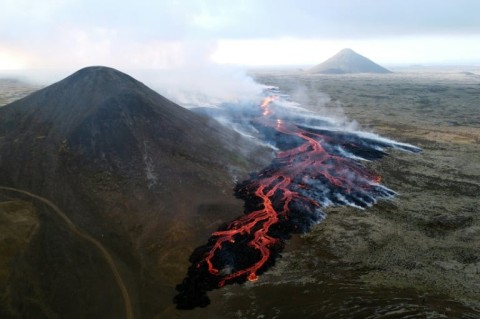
219 67 479 318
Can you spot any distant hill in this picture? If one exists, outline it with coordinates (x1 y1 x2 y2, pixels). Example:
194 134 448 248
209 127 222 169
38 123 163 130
0 66 270 318
308 48 391 74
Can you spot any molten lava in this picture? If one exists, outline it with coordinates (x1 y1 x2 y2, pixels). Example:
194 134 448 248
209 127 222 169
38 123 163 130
174 93 420 309
260 95 277 116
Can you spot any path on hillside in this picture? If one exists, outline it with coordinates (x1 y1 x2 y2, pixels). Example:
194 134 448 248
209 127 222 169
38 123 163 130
0 186 134 319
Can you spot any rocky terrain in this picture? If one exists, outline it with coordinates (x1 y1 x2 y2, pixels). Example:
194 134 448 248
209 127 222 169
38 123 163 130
217 67 479 318
1 67 478 318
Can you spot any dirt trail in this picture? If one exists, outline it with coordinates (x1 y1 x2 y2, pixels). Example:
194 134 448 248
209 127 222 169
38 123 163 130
0 186 134 319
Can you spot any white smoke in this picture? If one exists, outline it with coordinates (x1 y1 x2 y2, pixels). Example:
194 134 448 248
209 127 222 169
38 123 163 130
1 39 267 110
137 41 266 107
131 64 264 108
287 82 350 124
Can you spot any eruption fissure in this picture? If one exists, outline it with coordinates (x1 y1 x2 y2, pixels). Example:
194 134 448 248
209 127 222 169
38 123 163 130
175 90 420 309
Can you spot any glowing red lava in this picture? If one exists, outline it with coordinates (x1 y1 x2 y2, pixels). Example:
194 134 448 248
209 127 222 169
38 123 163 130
174 93 419 309
202 96 382 285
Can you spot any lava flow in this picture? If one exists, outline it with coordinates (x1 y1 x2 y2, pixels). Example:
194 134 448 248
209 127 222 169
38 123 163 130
174 92 420 309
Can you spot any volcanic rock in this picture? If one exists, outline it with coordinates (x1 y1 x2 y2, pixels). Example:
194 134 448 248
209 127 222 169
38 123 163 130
0 66 269 318
308 48 391 74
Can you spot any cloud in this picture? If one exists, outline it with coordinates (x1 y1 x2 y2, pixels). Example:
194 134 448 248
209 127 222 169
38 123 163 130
3 0 480 43
1 0 480 70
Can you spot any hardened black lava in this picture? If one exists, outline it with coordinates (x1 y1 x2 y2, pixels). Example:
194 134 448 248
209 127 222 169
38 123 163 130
174 94 420 309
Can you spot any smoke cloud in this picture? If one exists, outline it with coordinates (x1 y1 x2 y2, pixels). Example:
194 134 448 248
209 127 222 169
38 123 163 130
1 39 266 111
125 40 266 108
131 64 264 109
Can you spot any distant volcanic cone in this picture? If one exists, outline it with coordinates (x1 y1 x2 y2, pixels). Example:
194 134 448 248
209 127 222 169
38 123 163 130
308 48 391 74
0 66 269 318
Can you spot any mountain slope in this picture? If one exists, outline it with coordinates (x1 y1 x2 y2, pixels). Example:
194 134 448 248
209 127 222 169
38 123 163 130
0 66 270 318
308 48 391 74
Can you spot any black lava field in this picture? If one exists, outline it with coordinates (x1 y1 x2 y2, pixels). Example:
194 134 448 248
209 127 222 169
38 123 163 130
174 90 420 309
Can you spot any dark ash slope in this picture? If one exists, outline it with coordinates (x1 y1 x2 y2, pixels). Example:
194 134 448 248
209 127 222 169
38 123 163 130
0 66 269 318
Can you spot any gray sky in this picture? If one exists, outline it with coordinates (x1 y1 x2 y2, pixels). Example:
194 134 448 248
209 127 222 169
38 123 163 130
1 0 480 70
